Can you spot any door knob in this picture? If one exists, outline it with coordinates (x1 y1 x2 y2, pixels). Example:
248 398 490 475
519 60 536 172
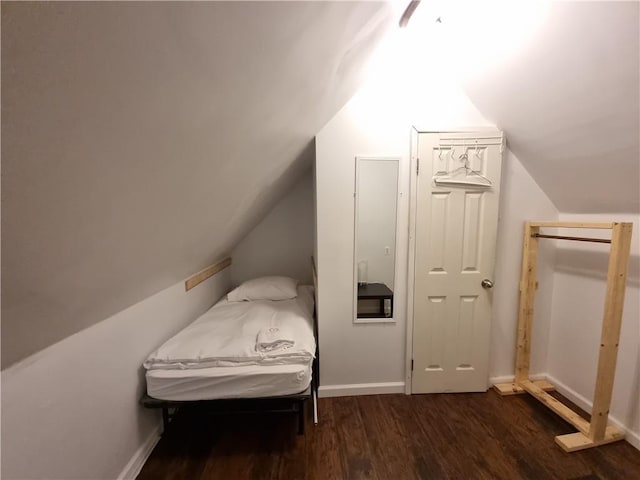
481 279 494 289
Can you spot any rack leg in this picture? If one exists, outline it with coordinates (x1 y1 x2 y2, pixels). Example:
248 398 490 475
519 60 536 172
588 222 633 441
515 223 539 384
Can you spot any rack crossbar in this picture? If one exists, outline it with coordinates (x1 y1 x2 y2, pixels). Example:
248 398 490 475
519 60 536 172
532 233 611 244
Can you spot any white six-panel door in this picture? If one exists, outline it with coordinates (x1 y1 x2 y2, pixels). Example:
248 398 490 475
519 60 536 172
412 131 503 393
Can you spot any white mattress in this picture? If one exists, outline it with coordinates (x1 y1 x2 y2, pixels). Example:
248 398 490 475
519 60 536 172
144 285 315 370
146 362 312 401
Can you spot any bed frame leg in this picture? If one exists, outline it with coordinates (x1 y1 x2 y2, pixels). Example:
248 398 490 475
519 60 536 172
312 387 319 425
162 407 170 434
297 401 305 435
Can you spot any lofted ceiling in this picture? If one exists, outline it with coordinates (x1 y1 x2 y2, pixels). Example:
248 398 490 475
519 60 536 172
463 1 639 213
1 1 393 367
3 1 637 368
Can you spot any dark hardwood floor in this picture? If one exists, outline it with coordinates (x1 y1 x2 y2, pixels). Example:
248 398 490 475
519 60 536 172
138 390 640 480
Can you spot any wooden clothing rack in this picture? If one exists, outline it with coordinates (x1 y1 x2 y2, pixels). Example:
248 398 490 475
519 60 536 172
494 221 633 452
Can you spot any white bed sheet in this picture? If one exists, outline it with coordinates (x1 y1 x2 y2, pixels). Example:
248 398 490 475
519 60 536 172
146 362 312 401
144 286 315 370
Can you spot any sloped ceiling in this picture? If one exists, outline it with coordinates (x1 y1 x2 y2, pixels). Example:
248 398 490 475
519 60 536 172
1 1 393 367
463 1 639 213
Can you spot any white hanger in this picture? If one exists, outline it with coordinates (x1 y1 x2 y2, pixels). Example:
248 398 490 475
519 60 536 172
432 140 492 187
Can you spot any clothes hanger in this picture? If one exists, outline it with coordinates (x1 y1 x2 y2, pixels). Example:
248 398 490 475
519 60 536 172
432 140 492 187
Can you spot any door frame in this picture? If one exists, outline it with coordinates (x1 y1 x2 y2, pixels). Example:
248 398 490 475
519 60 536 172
404 127 505 395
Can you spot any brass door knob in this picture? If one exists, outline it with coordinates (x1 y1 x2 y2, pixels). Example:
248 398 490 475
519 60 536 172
481 279 494 289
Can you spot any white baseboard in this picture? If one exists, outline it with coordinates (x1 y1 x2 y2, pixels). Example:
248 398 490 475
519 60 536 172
545 374 640 451
118 423 162 480
318 381 405 398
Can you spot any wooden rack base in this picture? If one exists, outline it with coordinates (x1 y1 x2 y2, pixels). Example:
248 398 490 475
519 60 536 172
493 379 555 396
493 380 625 452
495 221 633 453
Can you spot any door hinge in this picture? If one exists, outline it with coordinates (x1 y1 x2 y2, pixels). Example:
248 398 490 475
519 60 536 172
411 359 414 371
416 158 420 175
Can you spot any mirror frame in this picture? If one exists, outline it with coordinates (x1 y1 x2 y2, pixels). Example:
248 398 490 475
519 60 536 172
353 156 401 324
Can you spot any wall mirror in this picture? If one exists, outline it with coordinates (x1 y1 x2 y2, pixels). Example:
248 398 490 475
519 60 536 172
354 157 399 323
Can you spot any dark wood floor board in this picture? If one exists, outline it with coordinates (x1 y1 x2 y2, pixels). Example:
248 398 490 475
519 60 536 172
579 444 640 480
304 398 342 480
272 419 307 480
424 394 516 479
487 392 591 480
408 394 470 479
136 410 215 480
439 394 500 478
452 393 527 480
385 393 451 479
478 393 568 479
331 396 379 480
198 414 292 480
483 391 640 480
355 395 421 480
137 392 640 480
407 393 496 479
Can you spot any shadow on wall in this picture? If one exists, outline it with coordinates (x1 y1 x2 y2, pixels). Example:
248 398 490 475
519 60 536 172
136 364 160 438
555 248 640 288
226 138 316 246
249 138 315 210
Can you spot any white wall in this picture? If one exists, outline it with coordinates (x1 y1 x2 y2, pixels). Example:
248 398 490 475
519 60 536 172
546 212 640 449
315 82 559 394
464 1 639 214
1 270 230 479
490 150 558 379
231 170 314 286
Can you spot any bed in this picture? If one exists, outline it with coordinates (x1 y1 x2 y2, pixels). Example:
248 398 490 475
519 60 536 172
141 277 318 435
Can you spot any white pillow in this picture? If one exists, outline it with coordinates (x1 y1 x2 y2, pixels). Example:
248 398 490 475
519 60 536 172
227 276 299 302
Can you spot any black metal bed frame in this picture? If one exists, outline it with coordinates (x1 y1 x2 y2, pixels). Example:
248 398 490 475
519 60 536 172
141 384 312 435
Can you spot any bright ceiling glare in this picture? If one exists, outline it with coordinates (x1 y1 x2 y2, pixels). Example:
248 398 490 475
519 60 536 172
357 0 551 126
400 0 551 78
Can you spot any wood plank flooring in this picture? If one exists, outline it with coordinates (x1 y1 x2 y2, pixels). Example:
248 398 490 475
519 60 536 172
138 390 640 480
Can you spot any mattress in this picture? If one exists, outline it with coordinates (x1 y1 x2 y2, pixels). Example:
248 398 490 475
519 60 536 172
144 285 315 370
146 362 312 401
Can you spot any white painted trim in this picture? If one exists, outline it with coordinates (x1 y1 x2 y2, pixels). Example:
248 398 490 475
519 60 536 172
353 316 396 324
404 127 419 395
412 126 503 135
545 374 640 452
318 382 405 398
117 424 162 480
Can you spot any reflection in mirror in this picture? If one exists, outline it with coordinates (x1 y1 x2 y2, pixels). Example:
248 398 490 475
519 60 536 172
355 157 399 322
